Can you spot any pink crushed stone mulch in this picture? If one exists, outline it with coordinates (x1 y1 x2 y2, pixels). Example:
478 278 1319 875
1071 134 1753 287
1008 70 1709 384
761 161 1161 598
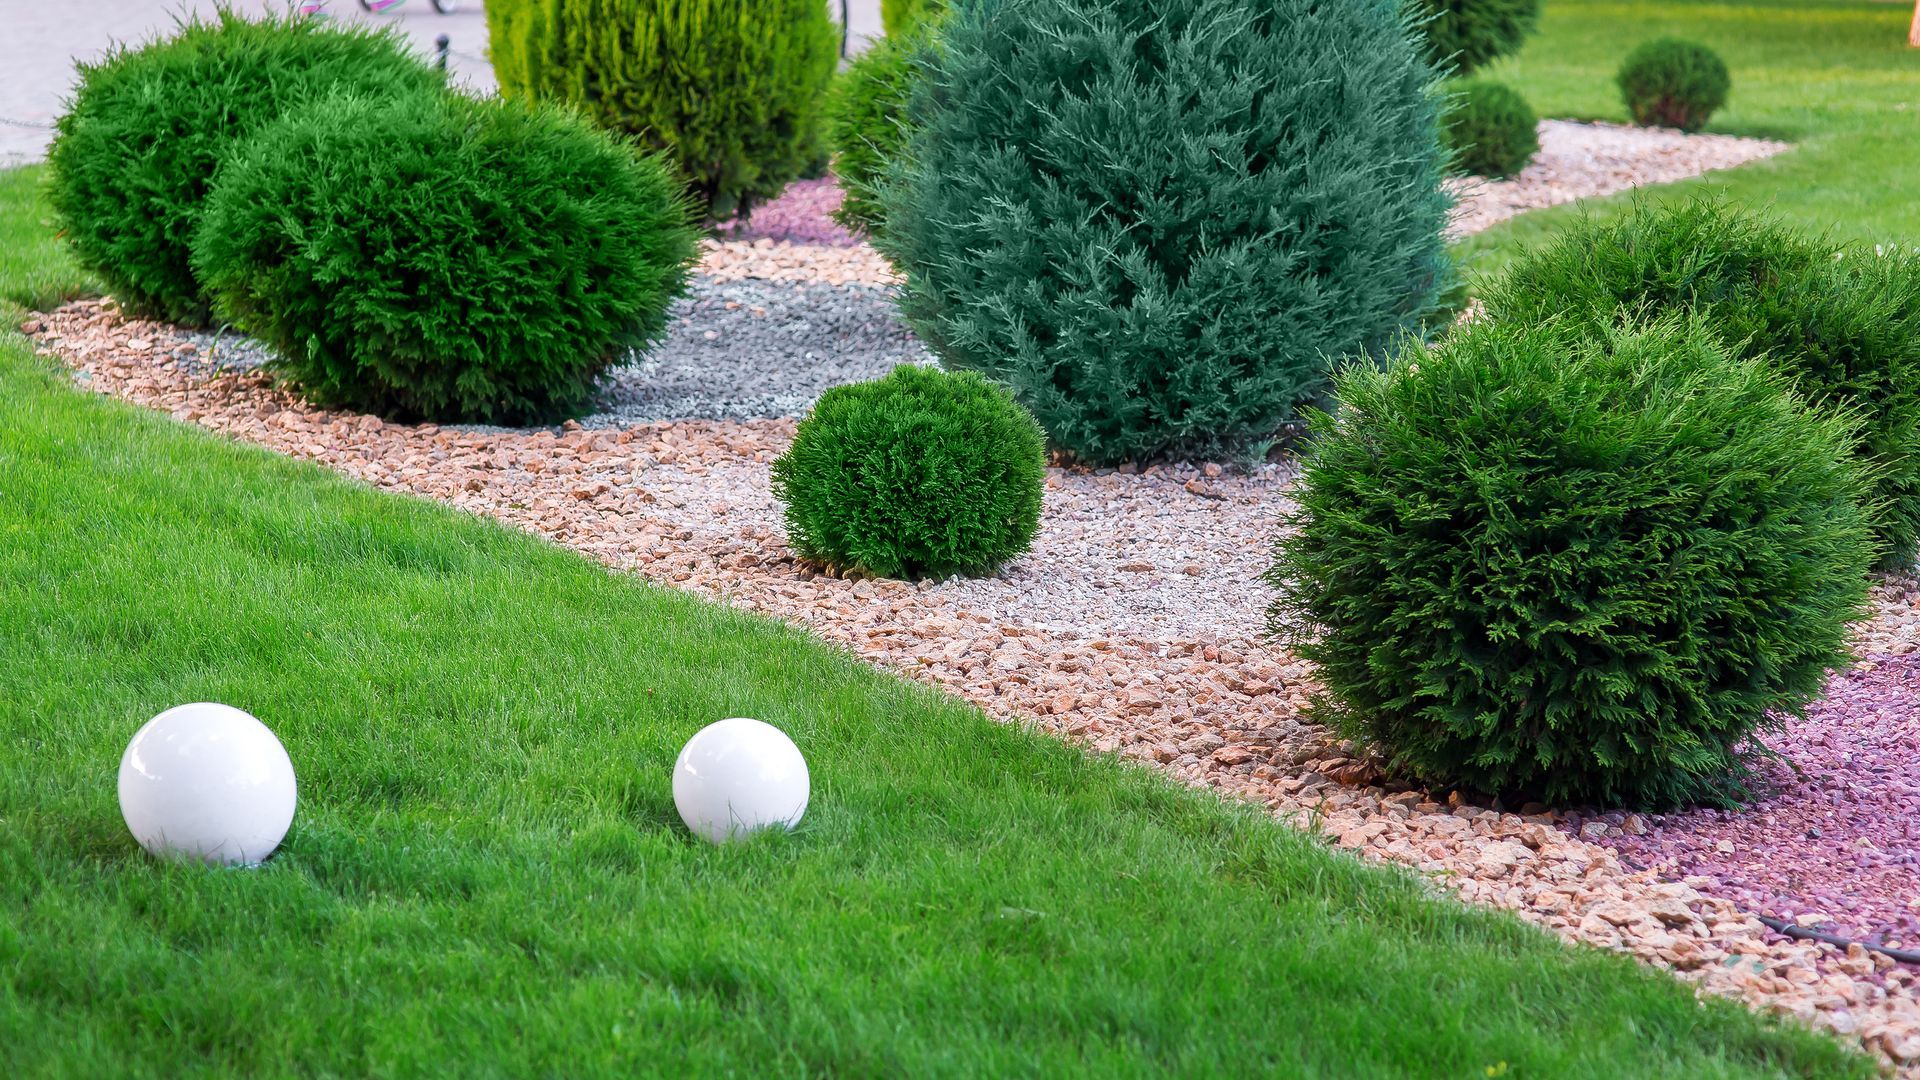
1570 656 1920 951
716 177 865 248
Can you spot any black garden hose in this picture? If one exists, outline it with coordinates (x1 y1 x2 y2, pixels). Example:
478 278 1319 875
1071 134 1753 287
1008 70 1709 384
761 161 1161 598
1756 914 1920 966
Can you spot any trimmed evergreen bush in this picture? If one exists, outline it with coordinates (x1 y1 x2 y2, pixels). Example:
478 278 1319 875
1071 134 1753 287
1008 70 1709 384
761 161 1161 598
485 0 839 220
1412 0 1540 76
825 32 926 237
1441 80 1539 178
1268 318 1874 808
876 0 1453 464
771 365 1046 579
192 92 697 424
881 0 945 39
45 11 441 326
1483 197 1920 568
1616 38 1730 132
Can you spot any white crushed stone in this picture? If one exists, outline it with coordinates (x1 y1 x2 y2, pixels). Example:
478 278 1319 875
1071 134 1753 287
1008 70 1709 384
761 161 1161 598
1447 120 1792 238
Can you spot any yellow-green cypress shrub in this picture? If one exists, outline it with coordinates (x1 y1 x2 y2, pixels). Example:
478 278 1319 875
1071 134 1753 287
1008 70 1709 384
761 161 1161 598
486 0 838 219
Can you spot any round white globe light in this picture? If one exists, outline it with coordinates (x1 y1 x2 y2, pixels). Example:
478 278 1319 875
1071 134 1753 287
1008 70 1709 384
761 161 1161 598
672 717 810 844
117 703 298 867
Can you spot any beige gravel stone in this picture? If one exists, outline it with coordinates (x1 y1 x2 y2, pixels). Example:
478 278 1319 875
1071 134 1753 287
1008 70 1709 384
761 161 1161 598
699 238 900 288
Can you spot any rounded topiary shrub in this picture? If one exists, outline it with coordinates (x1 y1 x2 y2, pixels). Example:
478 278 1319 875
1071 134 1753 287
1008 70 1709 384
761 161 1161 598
1482 197 1920 569
826 32 927 237
771 365 1046 579
485 0 839 220
192 92 697 424
876 0 1453 464
45 11 442 326
1268 318 1874 808
1412 0 1540 76
1617 37 1729 132
881 0 945 39
1441 79 1539 178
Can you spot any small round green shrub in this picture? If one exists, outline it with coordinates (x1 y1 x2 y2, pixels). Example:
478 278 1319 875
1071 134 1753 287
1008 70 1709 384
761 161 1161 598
45 11 442 326
1441 79 1539 178
1412 0 1541 76
826 33 927 237
192 92 697 424
876 0 1454 464
1482 197 1920 569
771 365 1046 579
1268 317 1874 808
881 0 945 39
485 0 840 220
1616 38 1729 132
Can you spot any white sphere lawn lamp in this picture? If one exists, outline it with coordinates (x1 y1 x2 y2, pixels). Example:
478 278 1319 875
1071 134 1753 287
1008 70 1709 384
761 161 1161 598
672 717 810 844
118 703 298 866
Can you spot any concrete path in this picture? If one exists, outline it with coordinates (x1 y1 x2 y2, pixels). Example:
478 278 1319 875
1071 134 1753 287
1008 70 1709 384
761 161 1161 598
0 0 883 167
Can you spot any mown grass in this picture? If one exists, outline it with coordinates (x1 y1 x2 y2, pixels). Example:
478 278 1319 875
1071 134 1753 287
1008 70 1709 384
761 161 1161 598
0 167 1875 1075
1457 0 1920 282
0 164 91 323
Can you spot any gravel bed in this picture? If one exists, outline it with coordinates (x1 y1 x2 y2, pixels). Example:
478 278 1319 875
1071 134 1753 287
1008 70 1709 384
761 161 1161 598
715 177 864 248
587 277 927 424
29 300 1920 1072
698 237 900 288
1447 120 1791 238
134 278 928 425
1567 655 1920 948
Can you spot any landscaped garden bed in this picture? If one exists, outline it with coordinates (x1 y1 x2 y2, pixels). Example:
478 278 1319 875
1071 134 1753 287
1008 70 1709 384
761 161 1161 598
7 0 1918 1071
24 288 1920 1068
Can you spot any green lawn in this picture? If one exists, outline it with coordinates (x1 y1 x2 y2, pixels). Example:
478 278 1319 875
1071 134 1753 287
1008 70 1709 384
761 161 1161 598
1457 0 1920 282
0 165 91 324
0 171 1874 1075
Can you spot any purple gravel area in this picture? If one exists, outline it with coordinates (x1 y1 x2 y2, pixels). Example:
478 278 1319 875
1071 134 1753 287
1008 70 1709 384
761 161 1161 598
716 177 864 248
1566 656 1920 951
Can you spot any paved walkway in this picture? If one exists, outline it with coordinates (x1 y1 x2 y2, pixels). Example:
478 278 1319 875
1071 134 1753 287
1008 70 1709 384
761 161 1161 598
0 0 883 167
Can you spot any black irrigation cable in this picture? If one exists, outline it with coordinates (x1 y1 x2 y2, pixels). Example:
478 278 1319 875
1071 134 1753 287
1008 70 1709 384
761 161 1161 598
1756 914 1920 966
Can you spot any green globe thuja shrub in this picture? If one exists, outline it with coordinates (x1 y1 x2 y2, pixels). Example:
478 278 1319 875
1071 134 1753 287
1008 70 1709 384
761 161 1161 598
1441 79 1539 178
1268 318 1874 808
1617 37 1730 132
771 365 1046 579
1412 0 1540 76
876 0 1453 464
825 31 930 237
1484 197 1920 569
485 0 838 220
882 0 945 39
45 11 442 326
192 92 697 424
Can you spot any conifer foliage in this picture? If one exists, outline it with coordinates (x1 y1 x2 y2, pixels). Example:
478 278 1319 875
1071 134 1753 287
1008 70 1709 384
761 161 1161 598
875 0 1453 463
194 93 697 425
1412 0 1541 77
1483 198 1920 569
772 365 1045 580
881 0 945 38
46 12 442 326
825 30 927 238
485 0 839 219
1269 319 1874 808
